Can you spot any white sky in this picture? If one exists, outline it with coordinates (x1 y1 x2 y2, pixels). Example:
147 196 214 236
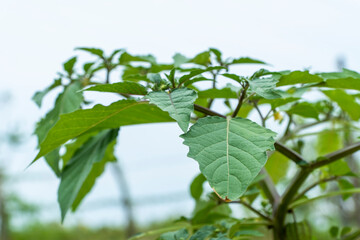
1 0 360 227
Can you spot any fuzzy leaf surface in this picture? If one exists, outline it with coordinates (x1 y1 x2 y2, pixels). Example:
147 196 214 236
181 116 276 201
148 88 197 132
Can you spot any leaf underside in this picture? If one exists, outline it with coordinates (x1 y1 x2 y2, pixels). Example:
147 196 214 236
181 116 276 201
148 88 197 132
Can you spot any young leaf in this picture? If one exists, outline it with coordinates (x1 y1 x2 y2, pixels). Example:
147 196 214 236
190 173 207 200
76 47 104 58
173 53 189 67
119 52 156 65
58 129 118 221
189 51 211 66
84 81 147 95
32 78 62 107
322 89 360 121
181 116 276 201
147 88 197 132
34 100 174 161
227 57 266 65
277 71 323 86
63 57 77 78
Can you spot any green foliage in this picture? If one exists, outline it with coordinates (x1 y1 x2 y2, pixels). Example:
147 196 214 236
32 47 360 240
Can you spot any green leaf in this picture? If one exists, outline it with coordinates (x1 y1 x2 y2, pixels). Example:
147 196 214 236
32 78 62 107
34 82 84 175
181 116 276 201
209 48 222 64
58 129 118 221
338 179 355 200
198 88 238 99
265 151 290 184
158 228 189 240
259 97 299 109
173 53 189 67
76 47 104 58
119 52 156 65
277 71 323 86
222 73 244 83
319 69 360 91
190 225 215 240
317 129 350 176
228 57 266 65
190 174 207 200
287 102 319 120
63 57 77 77
147 88 197 132
248 77 283 99
34 100 174 161
322 89 360 121
71 137 117 211
84 82 147 95
189 51 211 66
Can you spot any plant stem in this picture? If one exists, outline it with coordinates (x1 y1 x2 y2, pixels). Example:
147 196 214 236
232 82 249 117
309 142 360 169
228 200 272 222
194 104 225 118
274 142 308 166
293 176 340 202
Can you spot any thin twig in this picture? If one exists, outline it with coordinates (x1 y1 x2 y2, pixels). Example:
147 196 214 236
293 176 340 201
228 200 272 222
194 104 226 118
253 101 265 127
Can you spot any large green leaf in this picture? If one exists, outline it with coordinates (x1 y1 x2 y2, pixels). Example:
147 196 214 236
323 89 360 120
58 129 118 221
84 81 147 95
320 69 360 90
181 116 276 201
34 100 174 161
147 88 197 132
277 71 323 86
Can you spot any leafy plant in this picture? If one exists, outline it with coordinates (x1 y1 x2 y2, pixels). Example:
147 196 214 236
33 48 360 239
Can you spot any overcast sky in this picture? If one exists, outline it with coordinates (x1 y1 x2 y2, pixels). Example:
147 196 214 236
1 0 360 227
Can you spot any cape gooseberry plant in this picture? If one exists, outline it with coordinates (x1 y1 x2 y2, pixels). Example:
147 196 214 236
32 47 360 240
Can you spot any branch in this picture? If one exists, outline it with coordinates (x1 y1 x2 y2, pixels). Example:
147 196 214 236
232 82 249 117
227 200 272 222
293 176 340 201
274 142 308 166
259 168 281 212
310 142 360 169
194 104 226 118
